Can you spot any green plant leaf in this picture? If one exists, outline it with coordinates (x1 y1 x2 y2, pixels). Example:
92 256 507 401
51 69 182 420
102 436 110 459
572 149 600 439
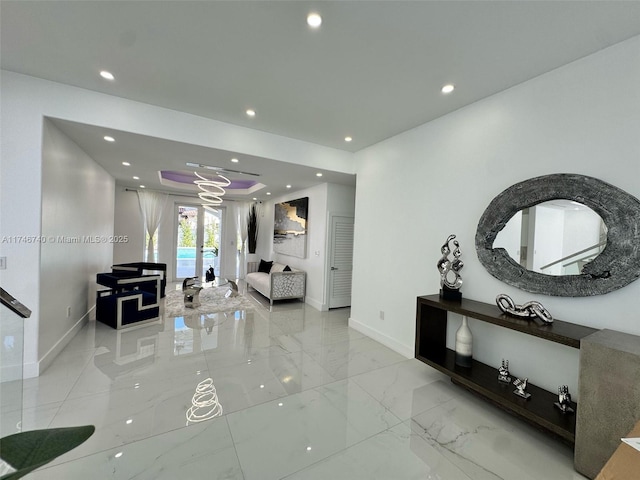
0 426 95 479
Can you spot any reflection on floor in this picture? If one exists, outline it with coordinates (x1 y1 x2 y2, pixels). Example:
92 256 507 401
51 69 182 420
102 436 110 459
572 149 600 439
7 286 586 479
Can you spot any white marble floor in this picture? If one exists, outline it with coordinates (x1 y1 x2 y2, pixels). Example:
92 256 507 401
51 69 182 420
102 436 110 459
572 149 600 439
3 287 587 479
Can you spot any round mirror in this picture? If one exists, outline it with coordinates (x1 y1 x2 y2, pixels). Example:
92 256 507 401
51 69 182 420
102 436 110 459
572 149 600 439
493 200 607 276
475 174 640 296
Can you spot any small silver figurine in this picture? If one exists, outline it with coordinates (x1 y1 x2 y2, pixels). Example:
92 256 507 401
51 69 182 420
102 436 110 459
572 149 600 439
554 385 574 414
513 377 531 399
496 294 553 324
498 359 512 383
437 234 463 299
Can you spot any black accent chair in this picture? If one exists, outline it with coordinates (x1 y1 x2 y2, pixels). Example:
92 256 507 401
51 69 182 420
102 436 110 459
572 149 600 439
111 262 167 298
96 272 161 329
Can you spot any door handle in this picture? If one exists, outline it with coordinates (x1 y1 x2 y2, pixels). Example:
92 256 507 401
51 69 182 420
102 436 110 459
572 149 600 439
331 267 338 271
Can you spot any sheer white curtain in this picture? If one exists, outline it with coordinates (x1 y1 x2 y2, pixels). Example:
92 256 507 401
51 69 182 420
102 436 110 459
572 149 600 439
237 202 250 279
137 190 168 262
219 202 239 280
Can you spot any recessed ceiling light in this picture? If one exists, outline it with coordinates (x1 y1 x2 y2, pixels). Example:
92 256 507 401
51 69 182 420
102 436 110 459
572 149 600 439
278 402 283 407
286 185 291 189
266 192 271 195
344 136 352 142
246 109 256 117
114 452 123 459
316 172 323 177
125 419 133 425
133 176 140 180
100 70 115 80
307 12 322 28
140 185 146 188
252 197 257 201
306 446 312 451
103 135 115 142
231 158 239 163
441 84 455 94
122 162 130 166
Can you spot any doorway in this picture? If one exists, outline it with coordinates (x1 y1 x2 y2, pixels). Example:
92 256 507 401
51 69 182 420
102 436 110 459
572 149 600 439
327 215 355 309
174 204 223 281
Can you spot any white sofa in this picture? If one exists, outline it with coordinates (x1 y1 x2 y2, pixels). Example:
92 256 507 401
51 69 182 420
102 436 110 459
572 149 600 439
246 261 306 306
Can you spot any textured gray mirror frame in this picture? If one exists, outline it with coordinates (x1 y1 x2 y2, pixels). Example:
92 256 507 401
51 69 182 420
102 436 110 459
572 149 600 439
475 174 640 296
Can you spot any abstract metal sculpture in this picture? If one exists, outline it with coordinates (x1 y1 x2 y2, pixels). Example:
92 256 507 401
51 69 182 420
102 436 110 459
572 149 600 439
498 359 512 383
437 234 464 300
496 294 553 324
513 377 531 399
555 385 574 413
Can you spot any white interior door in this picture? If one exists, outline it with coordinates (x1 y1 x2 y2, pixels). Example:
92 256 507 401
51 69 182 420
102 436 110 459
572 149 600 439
328 215 354 309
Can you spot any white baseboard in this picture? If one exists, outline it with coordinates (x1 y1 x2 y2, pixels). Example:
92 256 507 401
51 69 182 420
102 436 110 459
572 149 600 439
23 362 39 379
305 296 325 311
348 317 414 358
32 307 94 377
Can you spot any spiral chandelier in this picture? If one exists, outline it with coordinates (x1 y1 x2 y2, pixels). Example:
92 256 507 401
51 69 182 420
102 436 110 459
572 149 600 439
193 171 231 210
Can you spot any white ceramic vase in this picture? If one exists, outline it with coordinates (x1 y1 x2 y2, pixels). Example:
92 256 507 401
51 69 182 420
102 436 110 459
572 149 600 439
455 316 473 367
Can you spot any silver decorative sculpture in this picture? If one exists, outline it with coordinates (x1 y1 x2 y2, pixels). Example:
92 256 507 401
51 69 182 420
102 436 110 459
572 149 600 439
555 385 574 414
437 234 464 300
182 277 203 308
496 294 553 324
513 377 531 399
225 279 239 298
498 359 512 383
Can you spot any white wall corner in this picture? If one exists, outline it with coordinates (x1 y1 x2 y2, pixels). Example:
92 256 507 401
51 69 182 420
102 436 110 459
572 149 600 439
349 316 414 358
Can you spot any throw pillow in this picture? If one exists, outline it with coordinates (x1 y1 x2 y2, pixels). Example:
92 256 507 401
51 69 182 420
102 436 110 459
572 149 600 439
283 265 292 272
270 263 285 273
258 260 273 273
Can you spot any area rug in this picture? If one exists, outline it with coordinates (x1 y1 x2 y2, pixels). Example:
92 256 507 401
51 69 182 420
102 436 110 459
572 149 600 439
163 286 255 318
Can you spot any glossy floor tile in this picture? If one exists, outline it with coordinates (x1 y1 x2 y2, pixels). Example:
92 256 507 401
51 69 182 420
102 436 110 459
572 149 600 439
283 423 472 480
28 416 244 480
5 286 586 479
227 379 401 480
410 389 586 480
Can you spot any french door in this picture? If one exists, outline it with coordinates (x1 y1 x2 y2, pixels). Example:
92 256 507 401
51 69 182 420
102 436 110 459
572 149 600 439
174 204 223 281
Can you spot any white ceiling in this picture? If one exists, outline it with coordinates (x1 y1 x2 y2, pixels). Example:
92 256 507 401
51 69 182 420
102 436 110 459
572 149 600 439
3 1 640 198
48 118 356 200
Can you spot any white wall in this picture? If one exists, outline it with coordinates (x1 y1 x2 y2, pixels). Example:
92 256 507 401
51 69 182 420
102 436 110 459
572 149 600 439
39 119 115 374
0 70 353 377
351 35 640 398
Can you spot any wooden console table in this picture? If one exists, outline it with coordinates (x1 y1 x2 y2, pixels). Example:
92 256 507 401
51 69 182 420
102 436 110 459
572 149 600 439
415 294 598 444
